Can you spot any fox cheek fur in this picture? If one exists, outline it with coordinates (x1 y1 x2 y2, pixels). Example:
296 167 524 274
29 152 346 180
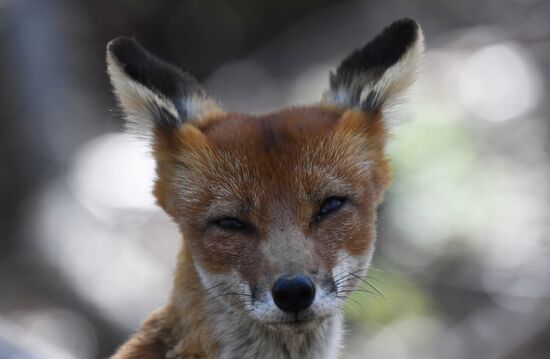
107 18 423 359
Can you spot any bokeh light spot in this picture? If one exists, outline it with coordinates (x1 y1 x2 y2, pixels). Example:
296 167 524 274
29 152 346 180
458 43 541 122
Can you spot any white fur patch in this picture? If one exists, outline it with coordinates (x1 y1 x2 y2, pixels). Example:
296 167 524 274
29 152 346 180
189 246 376 359
191 252 360 358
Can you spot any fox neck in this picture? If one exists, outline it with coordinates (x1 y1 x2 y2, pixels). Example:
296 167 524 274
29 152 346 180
169 244 343 359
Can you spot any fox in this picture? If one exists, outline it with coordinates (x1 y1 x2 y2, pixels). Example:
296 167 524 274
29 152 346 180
106 18 424 359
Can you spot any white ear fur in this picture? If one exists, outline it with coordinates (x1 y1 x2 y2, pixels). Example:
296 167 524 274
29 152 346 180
323 19 424 122
106 37 221 140
363 29 424 109
107 53 179 139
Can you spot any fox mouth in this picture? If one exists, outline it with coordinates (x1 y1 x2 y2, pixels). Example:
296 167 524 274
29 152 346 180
262 311 330 330
280 316 324 326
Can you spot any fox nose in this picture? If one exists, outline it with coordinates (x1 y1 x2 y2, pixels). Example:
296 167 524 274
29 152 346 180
272 274 316 313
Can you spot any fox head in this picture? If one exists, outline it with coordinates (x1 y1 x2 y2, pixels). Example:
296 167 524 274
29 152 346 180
107 19 423 330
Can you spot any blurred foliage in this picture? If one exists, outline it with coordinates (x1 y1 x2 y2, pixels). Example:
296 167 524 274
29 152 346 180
344 264 433 325
387 111 490 249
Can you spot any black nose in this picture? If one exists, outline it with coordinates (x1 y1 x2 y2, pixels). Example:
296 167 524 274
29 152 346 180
271 274 316 313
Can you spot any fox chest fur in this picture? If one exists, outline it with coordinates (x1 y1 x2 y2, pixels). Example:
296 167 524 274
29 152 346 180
106 18 424 359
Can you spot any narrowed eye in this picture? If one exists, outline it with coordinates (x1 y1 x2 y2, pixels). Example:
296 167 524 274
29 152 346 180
214 217 246 231
316 197 346 221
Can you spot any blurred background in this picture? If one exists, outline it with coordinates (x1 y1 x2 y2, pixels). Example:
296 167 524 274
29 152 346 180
1 0 550 358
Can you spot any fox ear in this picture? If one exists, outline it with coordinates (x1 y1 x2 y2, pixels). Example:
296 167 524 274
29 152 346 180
106 37 221 139
323 18 424 115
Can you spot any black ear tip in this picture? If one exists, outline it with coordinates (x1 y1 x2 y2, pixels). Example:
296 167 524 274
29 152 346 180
107 37 146 64
390 18 419 31
335 18 421 77
381 18 420 43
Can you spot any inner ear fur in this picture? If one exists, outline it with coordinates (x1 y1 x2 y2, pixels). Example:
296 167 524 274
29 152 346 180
323 18 424 114
106 37 222 140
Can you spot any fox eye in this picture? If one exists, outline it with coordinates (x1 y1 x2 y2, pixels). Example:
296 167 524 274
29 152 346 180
316 197 346 221
214 217 246 231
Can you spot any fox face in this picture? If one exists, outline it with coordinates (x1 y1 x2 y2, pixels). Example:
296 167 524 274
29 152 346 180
158 106 391 328
107 19 423 334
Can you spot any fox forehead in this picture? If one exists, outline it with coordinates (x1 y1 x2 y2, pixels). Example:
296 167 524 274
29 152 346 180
199 106 346 150
159 105 390 223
